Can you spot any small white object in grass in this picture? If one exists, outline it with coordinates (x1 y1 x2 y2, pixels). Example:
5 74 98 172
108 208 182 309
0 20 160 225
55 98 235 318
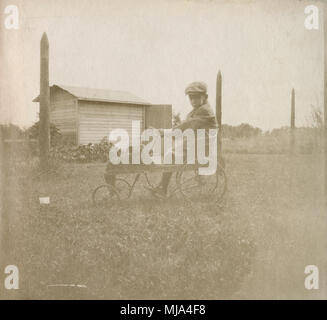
39 197 50 204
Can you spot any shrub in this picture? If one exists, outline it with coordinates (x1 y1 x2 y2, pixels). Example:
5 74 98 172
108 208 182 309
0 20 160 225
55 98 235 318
50 137 113 163
26 121 62 146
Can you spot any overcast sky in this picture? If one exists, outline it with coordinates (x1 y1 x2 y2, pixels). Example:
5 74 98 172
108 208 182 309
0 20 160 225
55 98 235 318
0 0 324 130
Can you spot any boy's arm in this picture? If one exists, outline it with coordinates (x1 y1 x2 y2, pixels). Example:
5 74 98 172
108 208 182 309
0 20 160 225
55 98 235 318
174 106 217 130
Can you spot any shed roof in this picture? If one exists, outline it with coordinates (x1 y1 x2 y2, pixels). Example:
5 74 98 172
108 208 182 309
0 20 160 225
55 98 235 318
33 84 150 105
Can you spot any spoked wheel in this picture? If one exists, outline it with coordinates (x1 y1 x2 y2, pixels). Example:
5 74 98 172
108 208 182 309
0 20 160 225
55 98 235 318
112 178 132 200
144 172 162 189
176 164 227 202
92 184 119 206
92 179 131 206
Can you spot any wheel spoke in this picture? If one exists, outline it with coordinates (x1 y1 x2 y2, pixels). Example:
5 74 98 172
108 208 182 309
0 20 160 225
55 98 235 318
92 184 119 206
177 165 226 202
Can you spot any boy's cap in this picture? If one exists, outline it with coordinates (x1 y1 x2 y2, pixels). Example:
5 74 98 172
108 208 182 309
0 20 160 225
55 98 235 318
185 81 208 95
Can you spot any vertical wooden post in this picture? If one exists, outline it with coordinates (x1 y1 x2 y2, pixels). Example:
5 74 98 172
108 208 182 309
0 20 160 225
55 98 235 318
39 32 50 171
324 4 327 205
0 132 9 263
290 88 295 154
216 71 222 160
0 131 5 258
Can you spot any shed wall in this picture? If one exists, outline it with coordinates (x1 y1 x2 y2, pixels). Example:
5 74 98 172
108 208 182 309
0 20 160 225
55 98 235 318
78 101 144 145
50 89 77 143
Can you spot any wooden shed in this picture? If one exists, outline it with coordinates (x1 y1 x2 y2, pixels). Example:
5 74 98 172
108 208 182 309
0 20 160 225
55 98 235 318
33 85 172 145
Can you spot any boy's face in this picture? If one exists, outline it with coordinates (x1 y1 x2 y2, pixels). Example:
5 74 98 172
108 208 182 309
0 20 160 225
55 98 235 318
188 93 206 108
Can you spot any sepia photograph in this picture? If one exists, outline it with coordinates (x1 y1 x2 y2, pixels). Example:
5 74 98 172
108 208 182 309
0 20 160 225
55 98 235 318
0 0 326 303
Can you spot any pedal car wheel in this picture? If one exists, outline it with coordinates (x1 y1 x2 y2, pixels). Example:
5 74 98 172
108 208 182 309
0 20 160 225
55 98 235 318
144 172 162 189
92 184 120 206
112 178 132 200
176 164 226 202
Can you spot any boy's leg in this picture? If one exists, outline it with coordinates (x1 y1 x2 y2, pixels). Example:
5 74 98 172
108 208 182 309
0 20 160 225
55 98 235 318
146 172 172 197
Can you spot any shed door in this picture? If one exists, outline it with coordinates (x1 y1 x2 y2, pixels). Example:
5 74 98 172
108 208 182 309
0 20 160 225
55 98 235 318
145 104 172 129
78 102 144 145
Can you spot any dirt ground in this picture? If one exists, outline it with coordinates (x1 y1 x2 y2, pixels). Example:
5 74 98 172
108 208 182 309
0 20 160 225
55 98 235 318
0 153 326 299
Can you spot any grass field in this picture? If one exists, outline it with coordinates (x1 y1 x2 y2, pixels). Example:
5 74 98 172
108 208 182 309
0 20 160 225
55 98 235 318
222 129 324 155
1 153 326 299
